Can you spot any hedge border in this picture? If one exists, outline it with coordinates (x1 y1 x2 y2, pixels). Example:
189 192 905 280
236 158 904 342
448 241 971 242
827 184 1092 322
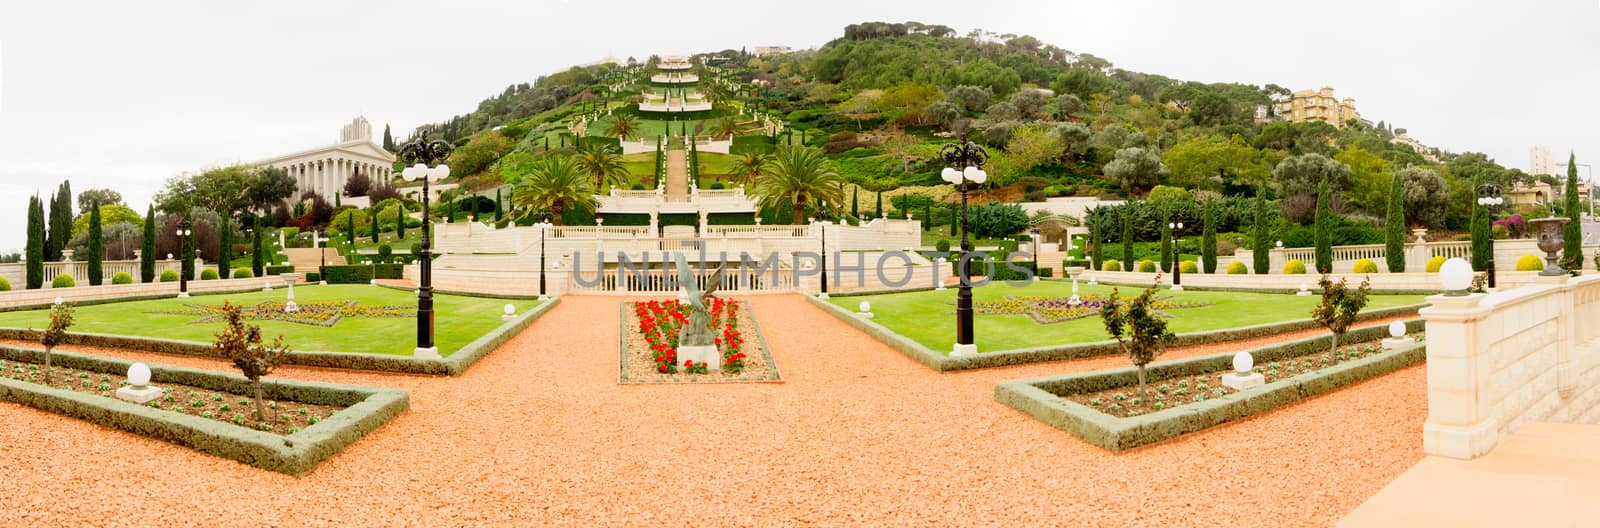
0 282 289 314
616 300 783 384
0 297 561 376
993 320 1426 451
371 281 549 300
1086 277 1431 296
803 293 1427 371
0 345 407 476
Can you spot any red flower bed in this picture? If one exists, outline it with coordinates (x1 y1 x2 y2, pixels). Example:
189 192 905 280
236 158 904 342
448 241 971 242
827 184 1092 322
634 298 746 374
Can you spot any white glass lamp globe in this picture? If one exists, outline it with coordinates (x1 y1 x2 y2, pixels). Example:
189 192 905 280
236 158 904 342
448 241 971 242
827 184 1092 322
941 167 960 184
963 166 987 184
1233 352 1253 374
430 165 451 181
1389 321 1406 338
1276 240 1284 248
127 362 151 388
1440 258 1474 294
859 301 871 313
53 296 63 305
504 304 515 316
402 163 427 182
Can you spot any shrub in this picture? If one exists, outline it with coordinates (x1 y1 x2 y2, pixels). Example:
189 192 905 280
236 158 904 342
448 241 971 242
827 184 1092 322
935 239 950 252
111 272 133 285
200 269 219 280
320 265 374 284
709 182 726 190
1352 259 1379 273
1102 259 1121 272
1282 260 1307 274
51 274 75 288
264 265 294 275
1038 268 1053 278
1425 255 1447 273
304 272 321 283
1178 261 1198 274
1516 254 1543 271
377 244 393 263
1226 261 1248 274
0 277 9 291
1137 260 1156 272
233 268 254 279
410 242 423 256
160 270 180 282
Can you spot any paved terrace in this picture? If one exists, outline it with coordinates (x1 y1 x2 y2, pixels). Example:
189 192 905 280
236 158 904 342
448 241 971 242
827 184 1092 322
0 295 1424 526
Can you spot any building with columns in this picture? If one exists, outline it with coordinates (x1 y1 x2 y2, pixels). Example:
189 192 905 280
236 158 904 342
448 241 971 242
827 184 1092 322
258 116 396 207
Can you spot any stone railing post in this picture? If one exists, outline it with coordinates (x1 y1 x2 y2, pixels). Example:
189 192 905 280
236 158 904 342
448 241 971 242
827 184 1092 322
1419 292 1495 459
1406 239 1429 271
1268 247 1286 274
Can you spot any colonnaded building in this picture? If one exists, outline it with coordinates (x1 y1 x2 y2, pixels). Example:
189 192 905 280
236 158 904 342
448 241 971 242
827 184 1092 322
258 116 397 208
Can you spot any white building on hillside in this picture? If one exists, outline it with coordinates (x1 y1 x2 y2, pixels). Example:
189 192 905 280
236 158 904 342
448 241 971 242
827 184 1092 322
257 116 396 205
1531 145 1555 175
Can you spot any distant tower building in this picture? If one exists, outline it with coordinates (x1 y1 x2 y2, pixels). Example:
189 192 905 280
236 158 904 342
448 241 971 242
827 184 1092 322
1530 145 1555 175
1272 87 1361 128
339 116 372 143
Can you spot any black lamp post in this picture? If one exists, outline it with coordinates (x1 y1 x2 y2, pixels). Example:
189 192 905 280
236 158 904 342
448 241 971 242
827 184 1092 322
399 132 454 358
1169 220 1184 290
812 217 829 297
939 135 989 357
1477 183 1504 289
176 217 193 298
538 218 549 299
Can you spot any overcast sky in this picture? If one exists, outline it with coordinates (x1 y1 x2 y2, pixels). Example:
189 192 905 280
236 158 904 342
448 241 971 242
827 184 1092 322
0 1 1595 251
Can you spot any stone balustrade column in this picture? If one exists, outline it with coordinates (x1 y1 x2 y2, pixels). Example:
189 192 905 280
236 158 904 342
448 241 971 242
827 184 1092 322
1419 292 1495 459
1268 247 1286 274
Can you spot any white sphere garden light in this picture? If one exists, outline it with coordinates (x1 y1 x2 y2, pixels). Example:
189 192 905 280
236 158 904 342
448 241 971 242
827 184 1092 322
1389 321 1406 338
1233 351 1253 374
126 363 151 388
1439 257 1474 296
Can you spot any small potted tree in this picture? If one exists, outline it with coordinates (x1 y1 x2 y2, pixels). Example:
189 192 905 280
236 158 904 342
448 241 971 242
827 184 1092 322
40 301 75 384
1100 282 1177 399
1311 275 1371 365
212 302 291 421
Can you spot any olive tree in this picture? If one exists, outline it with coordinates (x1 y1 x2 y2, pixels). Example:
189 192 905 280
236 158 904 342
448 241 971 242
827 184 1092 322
1311 276 1371 365
1100 284 1177 399
213 302 291 420
41 301 75 383
1103 147 1167 196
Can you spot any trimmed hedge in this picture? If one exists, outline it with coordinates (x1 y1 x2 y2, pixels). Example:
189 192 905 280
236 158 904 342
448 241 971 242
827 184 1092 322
304 272 322 283
233 268 254 279
0 277 9 291
1137 260 1156 272
0 297 562 376
1283 259 1307 274
1226 261 1248 274
0 345 408 476
994 321 1426 451
52 274 75 288
321 265 372 284
265 265 295 276
1515 254 1543 271
804 294 1428 372
112 272 133 285
372 263 403 280
1425 255 1447 272
1178 261 1198 274
200 269 219 280
1353 259 1378 273
160 270 180 282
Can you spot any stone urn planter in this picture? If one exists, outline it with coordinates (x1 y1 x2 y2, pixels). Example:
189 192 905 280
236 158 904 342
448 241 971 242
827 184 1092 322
1411 228 1428 243
1528 216 1571 276
1065 266 1086 279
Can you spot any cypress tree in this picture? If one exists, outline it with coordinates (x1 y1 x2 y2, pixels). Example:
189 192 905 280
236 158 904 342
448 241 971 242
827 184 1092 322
1121 206 1134 266
87 199 103 285
251 217 265 278
47 182 72 261
396 205 407 240
1201 200 1217 274
850 187 859 219
1253 186 1270 275
923 202 931 231
874 190 883 218
370 209 380 243
1314 177 1333 274
26 196 44 289
347 212 357 245
1159 212 1173 272
495 189 503 222
949 209 957 236
217 214 231 278
1470 177 1490 271
382 124 395 152
1089 210 1104 270
140 205 156 282
1384 171 1406 272
1562 152 1583 271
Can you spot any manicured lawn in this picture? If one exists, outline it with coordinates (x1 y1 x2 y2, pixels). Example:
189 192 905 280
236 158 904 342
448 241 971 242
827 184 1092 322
0 285 539 357
829 281 1427 353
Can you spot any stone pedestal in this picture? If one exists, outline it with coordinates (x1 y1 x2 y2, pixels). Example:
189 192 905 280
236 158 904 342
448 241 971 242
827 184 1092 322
413 347 440 359
1171 285 1184 292
115 385 164 404
1382 337 1410 350
676 344 721 371
1221 372 1265 391
951 343 978 357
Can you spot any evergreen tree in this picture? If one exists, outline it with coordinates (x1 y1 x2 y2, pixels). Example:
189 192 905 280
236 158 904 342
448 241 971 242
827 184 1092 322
1121 206 1134 265
1089 210 1104 270
47 182 72 261
923 202 931 231
1159 212 1173 272
1201 200 1217 274
141 205 156 282
1384 171 1407 272
1470 177 1490 271
382 124 395 152
217 214 231 279
875 190 883 218
1253 186 1270 275
1314 177 1333 274
495 189 504 222
26 196 44 289
251 217 265 278
87 199 103 285
347 212 356 245
1562 152 1583 271
396 204 406 240
370 209 380 243
851 187 859 219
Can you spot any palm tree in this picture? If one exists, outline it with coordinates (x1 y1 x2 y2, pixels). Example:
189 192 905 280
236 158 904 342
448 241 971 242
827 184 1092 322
756 145 844 225
710 116 739 139
606 114 638 141
511 154 596 227
575 143 631 191
732 152 769 186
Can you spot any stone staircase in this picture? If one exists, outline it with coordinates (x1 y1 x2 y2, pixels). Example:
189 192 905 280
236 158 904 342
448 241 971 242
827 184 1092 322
282 247 344 272
664 149 689 201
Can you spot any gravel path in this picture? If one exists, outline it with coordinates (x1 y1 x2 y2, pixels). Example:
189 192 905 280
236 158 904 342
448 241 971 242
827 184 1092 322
0 295 1425 527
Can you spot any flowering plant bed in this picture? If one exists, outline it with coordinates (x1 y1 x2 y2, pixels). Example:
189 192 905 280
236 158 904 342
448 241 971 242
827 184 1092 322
150 300 415 327
619 300 780 384
994 320 1426 451
0 344 407 475
975 294 1212 324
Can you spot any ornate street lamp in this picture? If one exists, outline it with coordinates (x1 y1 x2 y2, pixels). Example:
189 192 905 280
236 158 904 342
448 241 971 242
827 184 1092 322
537 219 551 300
1476 183 1504 289
940 135 989 357
1168 220 1184 291
399 133 453 358
811 217 829 298
176 218 193 298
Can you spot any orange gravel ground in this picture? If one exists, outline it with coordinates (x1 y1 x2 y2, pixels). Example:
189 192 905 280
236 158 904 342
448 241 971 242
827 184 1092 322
0 295 1425 527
